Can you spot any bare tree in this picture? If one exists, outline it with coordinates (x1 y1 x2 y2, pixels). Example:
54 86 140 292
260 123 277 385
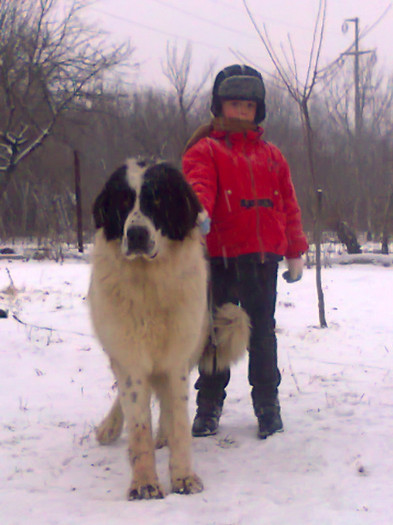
162 42 214 151
243 0 328 327
0 0 133 204
323 57 393 247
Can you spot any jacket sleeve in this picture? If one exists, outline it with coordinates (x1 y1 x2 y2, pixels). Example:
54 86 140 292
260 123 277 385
182 139 218 218
273 146 309 258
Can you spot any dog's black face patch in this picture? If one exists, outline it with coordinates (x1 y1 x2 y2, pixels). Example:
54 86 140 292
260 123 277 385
93 166 137 240
140 163 202 241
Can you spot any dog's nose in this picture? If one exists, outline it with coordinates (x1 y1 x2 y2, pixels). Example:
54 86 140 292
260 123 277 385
126 226 150 252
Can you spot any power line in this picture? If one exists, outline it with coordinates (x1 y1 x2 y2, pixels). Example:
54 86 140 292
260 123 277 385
92 0 353 75
91 4 314 62
205 0 343 36
95 0 317 46
149 0 335 39
148 0 255 39
90 7 227 51
141 0 343 63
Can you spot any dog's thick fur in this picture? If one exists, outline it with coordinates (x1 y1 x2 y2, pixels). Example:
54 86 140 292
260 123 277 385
89 160 250 500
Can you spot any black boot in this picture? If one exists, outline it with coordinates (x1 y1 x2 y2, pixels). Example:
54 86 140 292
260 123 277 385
252 387 283 439
192 369 229 437
256 404 283 439
192 398 223 437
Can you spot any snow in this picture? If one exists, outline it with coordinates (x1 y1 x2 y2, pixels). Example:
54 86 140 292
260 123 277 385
1 253 393 525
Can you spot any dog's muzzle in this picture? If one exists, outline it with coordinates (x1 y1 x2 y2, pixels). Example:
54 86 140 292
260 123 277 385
123 225 157 259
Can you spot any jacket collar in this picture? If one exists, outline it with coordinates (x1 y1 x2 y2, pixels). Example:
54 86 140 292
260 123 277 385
211 117 264 141
183 117 264 153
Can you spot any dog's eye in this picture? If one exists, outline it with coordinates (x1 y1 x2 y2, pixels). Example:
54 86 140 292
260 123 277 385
123 196 132 207
118 193 135 210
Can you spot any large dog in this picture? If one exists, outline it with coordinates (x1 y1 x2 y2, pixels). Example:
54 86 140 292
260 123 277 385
88 160 250 500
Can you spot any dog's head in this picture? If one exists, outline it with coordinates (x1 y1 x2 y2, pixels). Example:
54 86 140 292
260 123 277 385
93 159 202 260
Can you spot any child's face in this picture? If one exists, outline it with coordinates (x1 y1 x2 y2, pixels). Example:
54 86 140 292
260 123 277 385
221 99 257 122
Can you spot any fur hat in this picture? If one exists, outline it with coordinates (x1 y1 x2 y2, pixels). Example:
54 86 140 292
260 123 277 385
211 64 266 123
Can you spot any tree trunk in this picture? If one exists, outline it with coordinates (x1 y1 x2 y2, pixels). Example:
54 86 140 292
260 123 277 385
302 102 327 328
381 189 393 255
315 190 327 328
0 166 15 206
336 221 362 254
74 151 84 253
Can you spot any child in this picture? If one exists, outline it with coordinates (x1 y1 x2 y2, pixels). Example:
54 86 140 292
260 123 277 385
182 64 309 439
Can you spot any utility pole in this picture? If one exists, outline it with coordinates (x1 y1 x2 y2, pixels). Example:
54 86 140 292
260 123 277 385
342 18 374 233
342 17 374 141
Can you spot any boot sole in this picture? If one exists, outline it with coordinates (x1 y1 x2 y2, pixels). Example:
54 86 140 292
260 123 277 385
192 428 219 437
258 427 284 440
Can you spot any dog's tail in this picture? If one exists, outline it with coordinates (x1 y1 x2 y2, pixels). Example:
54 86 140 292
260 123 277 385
199 303 250 374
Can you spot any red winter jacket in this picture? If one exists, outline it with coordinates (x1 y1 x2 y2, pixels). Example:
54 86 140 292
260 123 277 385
182 126 308 260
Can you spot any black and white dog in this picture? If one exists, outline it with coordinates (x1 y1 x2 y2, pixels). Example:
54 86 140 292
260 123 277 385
88 159 249 500
92 160 203 258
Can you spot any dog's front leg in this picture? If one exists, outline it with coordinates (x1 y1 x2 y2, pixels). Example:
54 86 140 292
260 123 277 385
165 370 204 495
115 369 164 500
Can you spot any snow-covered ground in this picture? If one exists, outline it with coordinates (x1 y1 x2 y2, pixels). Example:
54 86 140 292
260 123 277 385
1 253 392 525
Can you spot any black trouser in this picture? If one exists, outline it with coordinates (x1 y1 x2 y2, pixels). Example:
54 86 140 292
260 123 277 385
195 257 281 413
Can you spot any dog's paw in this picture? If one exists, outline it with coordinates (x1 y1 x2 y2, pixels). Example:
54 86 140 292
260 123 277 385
95 416 123 445
155 429 168 449
172 473 204 495
155 435 168 449
127 482 165 500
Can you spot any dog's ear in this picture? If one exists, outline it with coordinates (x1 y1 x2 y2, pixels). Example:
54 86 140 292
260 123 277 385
92 189 109 230
141 163 202 241
92 165 135 240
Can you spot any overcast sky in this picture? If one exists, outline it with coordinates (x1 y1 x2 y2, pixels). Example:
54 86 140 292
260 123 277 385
83 0 393 89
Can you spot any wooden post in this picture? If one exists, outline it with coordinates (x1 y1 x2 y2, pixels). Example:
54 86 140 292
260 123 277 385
74 150 83 253
315 189 327 327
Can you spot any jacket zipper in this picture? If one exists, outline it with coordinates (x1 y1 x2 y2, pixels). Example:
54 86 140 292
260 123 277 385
244 141 265 261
